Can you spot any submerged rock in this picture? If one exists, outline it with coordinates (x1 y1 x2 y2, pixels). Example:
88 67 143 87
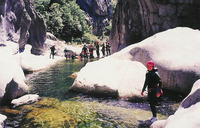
20 108 80 128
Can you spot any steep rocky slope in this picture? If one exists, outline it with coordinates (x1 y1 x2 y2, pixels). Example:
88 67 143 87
0 0 46 55
110 0 200 52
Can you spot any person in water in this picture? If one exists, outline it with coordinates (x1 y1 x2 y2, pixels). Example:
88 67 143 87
82 45 88 58
64 48 71 60
50 45 56 59
141 60 162 122
106 42 111 56
95 41 100 58
101 43 105 57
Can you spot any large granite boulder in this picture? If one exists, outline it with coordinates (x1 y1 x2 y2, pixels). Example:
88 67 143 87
70 27 200 98
0 46 28 105
128 27 200 94
70 58 146 98
110 0 200 53
0 0 46 55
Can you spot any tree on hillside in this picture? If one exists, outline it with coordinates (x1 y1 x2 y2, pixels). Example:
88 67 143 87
34 0 93 43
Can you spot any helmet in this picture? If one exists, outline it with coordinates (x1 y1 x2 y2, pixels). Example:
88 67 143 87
147 60 155 67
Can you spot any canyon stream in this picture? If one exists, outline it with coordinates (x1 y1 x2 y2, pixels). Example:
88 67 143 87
4 59 185 128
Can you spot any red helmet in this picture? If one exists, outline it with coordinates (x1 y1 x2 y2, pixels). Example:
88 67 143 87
147 60 155 67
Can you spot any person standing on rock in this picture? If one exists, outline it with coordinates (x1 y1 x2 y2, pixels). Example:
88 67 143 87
106 42 111 56
141 60 162 122
95 41 100 58
50 45 56 59
101 43 105 57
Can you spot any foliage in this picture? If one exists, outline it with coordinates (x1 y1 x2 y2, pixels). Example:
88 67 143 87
34 0 93 43
81 33 100 44
111 0 118 13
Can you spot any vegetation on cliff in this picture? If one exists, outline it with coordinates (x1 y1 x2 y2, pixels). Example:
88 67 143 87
34 0 97 44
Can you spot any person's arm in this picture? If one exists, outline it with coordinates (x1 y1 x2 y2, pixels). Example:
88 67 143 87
141 74 148 96
155 72 162 93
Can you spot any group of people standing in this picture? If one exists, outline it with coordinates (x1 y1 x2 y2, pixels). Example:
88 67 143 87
49 41 111 60
81 41 111 59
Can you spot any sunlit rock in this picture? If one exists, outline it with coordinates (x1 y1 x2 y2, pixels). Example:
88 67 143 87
70 27 200 98
0 47 28 104
11 94 40 107
150 120 167 128
151 79 200 128
70 58 147 99
112 27 200 94
20 44 64 71
0 114 7 128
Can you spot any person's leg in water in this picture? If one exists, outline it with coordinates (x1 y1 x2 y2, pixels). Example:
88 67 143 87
50 52 53 59
148 91 157 122
52 52 55 59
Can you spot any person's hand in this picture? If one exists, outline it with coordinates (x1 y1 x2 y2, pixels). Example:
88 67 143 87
141 91 144 96
157 92 160 97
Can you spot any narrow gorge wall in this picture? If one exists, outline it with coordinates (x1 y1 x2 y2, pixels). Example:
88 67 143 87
110 0 200 53
0 0 46 55
76 0 113 36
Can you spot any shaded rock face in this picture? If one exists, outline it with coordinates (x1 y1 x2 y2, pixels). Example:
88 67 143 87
110 0 200 53
0 0 46 55
76 0 113 36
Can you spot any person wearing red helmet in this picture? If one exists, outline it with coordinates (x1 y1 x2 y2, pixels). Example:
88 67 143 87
141 60 162 122
89 44 94 59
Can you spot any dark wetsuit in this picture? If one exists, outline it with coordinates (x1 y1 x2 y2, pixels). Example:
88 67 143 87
82 46 88 58
142 68 162 117
101 44 105 57
95 42 100 58
50 46 55 59
106 43 111 56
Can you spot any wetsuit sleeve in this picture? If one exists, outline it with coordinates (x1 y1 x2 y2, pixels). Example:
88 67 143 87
155 72 162 92
142 74 148 92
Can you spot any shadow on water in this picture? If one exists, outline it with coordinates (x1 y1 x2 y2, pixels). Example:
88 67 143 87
4 58 187 128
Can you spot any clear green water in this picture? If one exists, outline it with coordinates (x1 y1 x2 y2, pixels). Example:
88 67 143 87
5 59 185 128
27 60 84 100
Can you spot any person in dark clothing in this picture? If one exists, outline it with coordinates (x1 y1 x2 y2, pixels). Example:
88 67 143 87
106 42 111 56
95 41 100 58
50 45 56 59
89 44 94 59
71 52 76 62
82 45 88 58
101 43 105 57
64 48 70 60
141 60 162 122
